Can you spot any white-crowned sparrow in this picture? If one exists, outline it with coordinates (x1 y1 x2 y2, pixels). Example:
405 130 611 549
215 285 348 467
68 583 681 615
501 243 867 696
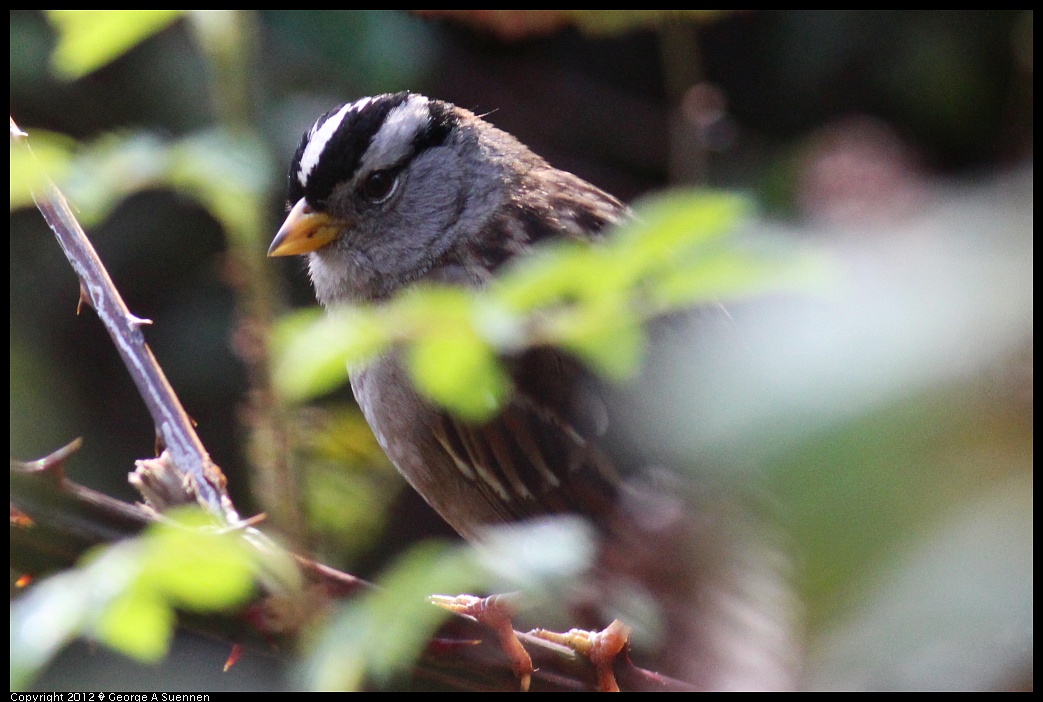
268 93 797 690
268 92 632 542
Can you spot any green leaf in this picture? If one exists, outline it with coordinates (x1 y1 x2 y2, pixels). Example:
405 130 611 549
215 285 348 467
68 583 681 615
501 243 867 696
43 129 273 232
95 588 175 662
496 240 609 311
59 132 170 225
408 331 509 421
302 410 402 561
47 10 184 79
306 540 485 690
559 308 646 381
617 190 748 273
166 130 275 242
497 190 748 316
269 188 828 423
143 515 257 611
651 243 833 308
273 307 389 402
389 284 474 331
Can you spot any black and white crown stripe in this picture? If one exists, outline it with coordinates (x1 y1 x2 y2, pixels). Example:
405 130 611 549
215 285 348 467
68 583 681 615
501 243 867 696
296 96 375 188
288 92 457 209
359 95 436 175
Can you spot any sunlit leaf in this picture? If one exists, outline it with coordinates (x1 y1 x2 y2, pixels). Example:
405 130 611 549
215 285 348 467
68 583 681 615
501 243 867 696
47 10 184 80
559 308 646 381
167 130 275 242
496 241 610 311
303 422 402 561
617 190 749 272
144 516 257 611
274 307 389 402
651 244 833 308
95 588 174 662
497 190 748 314
269 188 825 421
60 133 170 225
470 296 526 349
408 332 509 421
390 284 474 330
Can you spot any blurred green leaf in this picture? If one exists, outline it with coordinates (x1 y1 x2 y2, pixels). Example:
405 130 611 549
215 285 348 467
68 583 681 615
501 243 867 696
301 408 402 565
558 306 646 381
167 129 274 242
496 240 612 310
650 243 832 308
144 515 258 611
59 132 170 225
9 129 75 211
274 307 389 402
9 507 267 689
497 190 749 312
408 331 510 422
305 517 604 690
53 129 273 232
306 540 485 690
47 10 184 79
619 190 748 258
95 588 174 663
12 127 273 243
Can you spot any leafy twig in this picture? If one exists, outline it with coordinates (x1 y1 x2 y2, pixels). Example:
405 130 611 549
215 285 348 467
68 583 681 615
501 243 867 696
11 453 692 691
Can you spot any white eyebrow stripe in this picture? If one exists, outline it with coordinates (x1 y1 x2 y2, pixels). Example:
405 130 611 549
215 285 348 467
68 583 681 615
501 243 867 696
360 94 431 173
297 97 374 187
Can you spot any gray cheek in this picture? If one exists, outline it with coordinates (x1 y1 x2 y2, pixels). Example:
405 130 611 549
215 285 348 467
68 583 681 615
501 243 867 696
369 151 466 270
307 146 497 304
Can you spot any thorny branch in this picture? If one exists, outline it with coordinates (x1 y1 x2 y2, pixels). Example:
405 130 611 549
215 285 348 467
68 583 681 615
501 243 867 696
11 116 235 521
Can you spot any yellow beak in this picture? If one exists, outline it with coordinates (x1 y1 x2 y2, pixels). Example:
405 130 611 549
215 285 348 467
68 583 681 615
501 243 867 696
268 198 347 257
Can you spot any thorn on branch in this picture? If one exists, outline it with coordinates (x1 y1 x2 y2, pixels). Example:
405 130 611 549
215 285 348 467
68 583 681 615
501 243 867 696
77 282 93 315
12 437 85 483
128 314 154 327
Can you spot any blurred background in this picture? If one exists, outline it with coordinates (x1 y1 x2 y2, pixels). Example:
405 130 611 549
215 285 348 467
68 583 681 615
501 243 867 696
10 10 1032 691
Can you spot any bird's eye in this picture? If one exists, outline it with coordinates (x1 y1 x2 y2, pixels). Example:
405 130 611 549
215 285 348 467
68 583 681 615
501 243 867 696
361 169 398 202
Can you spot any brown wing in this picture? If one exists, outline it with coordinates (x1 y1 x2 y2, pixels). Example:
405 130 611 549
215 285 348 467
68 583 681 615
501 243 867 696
428 347 621 527
351 345 622 541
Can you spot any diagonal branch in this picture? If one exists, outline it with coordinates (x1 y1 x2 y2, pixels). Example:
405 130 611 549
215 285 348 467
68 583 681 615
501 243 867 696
11 117 235 521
